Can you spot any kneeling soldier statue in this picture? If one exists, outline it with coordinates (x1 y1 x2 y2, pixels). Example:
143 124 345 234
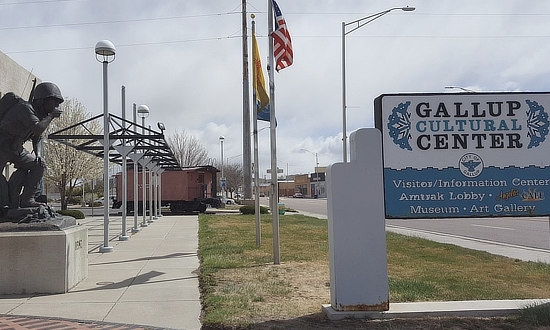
0 82 63 211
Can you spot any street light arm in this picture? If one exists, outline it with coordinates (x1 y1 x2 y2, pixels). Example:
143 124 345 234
344 7 414 35
341 5 414 163
445 86 477 93
300 148 319 169
344 9 392 35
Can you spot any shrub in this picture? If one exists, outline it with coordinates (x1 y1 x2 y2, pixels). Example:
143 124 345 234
56 209 85 219
519 303 550 326
239 205 269 215
66 196 82 205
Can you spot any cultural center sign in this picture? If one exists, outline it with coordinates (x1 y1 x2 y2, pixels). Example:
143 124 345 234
375 92 550 218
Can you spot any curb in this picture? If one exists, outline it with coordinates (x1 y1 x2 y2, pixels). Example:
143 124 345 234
386 224 550 263
322 299 550 320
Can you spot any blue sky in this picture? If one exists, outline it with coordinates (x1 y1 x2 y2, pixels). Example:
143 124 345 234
1 0 550 175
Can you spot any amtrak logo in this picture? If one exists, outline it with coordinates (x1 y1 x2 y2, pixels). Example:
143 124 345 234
459 153 483 178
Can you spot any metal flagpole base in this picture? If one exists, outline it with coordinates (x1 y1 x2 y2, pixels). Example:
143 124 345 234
99 245 114 253
119 235 130 241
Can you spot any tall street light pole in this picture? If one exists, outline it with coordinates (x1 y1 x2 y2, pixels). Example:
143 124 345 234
301 148 320 198
137 105 150 227
341 6 415 162
300 148 319 171
219 136 225 197
95 39 116 253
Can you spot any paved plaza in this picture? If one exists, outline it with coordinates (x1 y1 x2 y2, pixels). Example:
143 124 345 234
0 213 202 330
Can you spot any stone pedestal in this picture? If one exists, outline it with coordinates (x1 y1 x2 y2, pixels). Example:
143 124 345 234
0 225 88 294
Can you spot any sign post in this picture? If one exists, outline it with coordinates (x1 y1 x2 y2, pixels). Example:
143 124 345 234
324 128 388 314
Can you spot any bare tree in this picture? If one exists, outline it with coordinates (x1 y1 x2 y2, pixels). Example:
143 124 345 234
167 130 210 167
223 162 243 198
43 98 102 210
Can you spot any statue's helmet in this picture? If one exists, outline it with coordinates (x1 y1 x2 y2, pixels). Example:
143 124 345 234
33 82 64 103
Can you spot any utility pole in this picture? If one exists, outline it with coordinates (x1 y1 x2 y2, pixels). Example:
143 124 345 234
242 0 252 200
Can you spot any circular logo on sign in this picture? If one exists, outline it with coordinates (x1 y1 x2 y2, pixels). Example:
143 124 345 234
459 153 483 178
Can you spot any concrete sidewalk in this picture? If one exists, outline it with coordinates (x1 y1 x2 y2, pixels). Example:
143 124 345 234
323 298 550 320
0 214 201 330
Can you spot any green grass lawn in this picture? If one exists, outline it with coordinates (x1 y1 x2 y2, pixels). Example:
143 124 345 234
198 213 550 327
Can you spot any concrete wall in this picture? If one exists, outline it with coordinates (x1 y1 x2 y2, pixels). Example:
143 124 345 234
0 50 40 100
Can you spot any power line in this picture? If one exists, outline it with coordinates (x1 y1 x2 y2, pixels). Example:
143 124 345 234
287 12 550 17
4 36 241 54
0 12 240 31
297 34 550 39
1 6 549 32
0 0 85 5
6 33 549 55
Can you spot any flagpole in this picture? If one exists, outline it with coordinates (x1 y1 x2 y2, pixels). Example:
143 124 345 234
242 0 253 200
252 17 261 247
268 0 280 265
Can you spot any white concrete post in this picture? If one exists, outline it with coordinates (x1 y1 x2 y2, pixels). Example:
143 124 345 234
325 128 388 312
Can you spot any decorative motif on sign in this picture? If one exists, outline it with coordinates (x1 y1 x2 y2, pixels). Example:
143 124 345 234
526 100 550 149
387 101 412 151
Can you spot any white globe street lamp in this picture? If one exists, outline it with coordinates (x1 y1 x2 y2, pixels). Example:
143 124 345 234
95 39 116 253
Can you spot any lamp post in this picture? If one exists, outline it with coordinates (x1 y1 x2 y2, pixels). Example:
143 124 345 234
131 104 141 233
137 104 150 129
445 86 477 92
137 105 150 226
95 39 116 253
300 148 320 197
342 6 415 162
300 148 319 173
219 136 225 197
157 122 165 217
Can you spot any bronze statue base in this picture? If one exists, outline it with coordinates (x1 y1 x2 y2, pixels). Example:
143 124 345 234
0 204 76 231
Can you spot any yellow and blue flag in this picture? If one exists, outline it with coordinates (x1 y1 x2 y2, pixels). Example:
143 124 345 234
252 32 270 122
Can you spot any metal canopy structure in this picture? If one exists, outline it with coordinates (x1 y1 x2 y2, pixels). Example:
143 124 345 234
48 112 180 170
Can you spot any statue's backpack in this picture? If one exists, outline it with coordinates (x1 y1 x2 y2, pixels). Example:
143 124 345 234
0 174 7 213
0 92 25 122
0 92 25 213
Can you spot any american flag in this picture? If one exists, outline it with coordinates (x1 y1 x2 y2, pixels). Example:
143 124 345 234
271 0 293 72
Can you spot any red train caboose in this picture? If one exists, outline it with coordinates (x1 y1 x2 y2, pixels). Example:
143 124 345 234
114 165 220 214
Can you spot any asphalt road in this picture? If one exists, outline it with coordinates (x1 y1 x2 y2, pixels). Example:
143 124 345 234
273 197 550 252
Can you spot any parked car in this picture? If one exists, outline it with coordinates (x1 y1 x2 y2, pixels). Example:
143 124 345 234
92 196 116 206
220 196 236 205
292 192 304 198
